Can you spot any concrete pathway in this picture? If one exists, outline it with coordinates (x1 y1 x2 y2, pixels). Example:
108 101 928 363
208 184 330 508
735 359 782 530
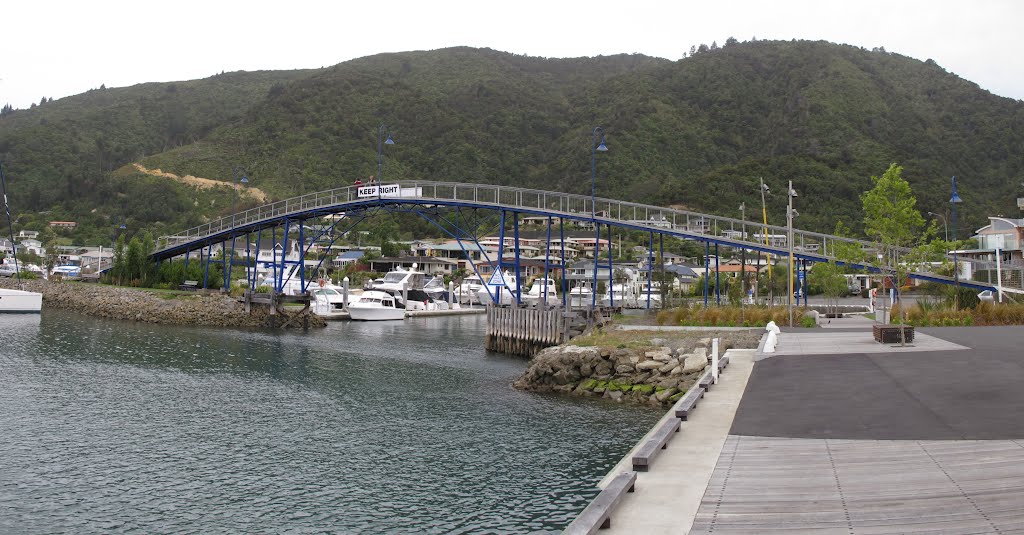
600 349 756 534
591 325 1024 534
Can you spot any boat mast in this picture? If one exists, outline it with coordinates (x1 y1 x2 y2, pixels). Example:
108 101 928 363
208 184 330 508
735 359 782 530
0 161 24 288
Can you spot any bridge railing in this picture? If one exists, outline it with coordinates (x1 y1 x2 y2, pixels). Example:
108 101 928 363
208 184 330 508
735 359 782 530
155 180 1012 290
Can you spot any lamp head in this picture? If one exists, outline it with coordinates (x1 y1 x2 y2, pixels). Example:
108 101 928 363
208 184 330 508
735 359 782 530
789 188 798 198
384 133 395 145
119 223 126 230
240 175 249 184
950 192 962 203
761 183 770 193
596 136 608 152
790 209 799 218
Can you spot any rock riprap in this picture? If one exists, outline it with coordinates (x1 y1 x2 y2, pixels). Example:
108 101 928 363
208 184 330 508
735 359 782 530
513 332 759 406
0 278 325 329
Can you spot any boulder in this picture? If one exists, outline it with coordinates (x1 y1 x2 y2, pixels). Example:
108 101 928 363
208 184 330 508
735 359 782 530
655 387 679 402
636 360 663 371
658 358 680 374
681 354 708 374
630 372 652 384
594 362 613 376
615 364 636 374
645 346 673 362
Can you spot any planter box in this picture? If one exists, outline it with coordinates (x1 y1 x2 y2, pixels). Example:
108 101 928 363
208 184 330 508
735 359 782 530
873 324 915 344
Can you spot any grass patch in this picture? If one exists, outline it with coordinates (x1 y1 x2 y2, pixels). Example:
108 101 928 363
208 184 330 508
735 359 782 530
656 304 791 327
569 328 655 349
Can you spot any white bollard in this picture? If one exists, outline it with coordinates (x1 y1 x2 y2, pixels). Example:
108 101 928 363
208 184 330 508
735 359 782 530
763 321 780 353
711 338 720 384
764 330 777 353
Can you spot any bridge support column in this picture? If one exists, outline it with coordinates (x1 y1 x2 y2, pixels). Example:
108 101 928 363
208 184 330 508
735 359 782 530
513 212 521 304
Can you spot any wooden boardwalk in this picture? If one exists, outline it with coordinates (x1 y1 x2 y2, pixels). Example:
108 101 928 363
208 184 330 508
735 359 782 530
690 435 1024 534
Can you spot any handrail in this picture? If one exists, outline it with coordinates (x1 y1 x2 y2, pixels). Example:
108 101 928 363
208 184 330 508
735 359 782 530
152 180 1013 290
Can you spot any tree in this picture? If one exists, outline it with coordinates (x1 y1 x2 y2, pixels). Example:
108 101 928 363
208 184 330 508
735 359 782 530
861 163 925 341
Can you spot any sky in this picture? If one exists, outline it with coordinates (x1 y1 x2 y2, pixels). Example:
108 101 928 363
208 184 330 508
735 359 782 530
2 0 1023 110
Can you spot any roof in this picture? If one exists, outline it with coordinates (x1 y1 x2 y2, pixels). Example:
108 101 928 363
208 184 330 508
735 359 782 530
338 251 365 259
663 264 698 278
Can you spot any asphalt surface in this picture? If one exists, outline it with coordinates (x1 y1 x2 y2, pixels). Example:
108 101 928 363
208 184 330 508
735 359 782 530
731 326 1024 440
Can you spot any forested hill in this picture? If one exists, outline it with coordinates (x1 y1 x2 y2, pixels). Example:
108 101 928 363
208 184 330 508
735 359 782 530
1 40 1022 245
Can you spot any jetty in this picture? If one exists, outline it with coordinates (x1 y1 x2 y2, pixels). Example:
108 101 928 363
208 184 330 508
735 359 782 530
567 317 1024 534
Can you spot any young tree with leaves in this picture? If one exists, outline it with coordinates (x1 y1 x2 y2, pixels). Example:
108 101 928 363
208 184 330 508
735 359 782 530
861 163 925 342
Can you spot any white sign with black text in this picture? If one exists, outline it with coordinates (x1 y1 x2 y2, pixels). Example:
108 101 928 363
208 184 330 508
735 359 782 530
356 184 421 198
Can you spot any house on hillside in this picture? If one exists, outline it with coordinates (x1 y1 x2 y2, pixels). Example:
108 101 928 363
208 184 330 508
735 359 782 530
970 216 1024 265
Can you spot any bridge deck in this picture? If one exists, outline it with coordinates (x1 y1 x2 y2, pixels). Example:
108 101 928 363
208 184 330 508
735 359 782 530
151 180 1011 292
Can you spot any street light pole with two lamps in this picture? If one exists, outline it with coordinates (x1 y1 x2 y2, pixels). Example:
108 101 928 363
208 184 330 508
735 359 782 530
927 211 948 242
227 167 249 291
590 126 608 309
377 124 395 196
787 181 798 327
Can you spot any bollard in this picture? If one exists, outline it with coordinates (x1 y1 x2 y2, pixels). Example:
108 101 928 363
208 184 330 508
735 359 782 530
764 321 781 353
448 281 454 307
342 276 350 311
711 338 720 384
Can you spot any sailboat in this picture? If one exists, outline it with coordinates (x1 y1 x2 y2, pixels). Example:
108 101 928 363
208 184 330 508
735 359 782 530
1 161 43 313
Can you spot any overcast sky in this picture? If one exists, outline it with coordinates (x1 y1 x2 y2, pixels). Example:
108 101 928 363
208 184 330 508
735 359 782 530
2 0 1022 110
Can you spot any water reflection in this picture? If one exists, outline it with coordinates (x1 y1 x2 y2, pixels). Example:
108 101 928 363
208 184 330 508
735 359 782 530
0 309 660 533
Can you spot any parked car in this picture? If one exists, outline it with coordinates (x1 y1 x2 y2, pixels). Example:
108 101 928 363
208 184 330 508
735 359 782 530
978 290 995 303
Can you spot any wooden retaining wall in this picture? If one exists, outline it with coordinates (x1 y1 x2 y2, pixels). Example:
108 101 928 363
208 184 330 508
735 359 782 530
485 305 566 357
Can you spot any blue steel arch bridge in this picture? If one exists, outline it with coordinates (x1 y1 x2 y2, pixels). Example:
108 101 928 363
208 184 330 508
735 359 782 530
152 181 1015 307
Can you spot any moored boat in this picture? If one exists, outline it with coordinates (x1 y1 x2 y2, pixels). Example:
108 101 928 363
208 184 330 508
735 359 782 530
0 288 43 313
1 161 42 313
347 290 405 321
523 277 560 306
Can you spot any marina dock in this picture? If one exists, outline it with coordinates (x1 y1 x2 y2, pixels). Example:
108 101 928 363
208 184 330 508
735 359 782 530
573 318 1024 534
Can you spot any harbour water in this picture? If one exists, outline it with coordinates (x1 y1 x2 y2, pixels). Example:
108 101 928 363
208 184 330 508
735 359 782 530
0 310 661 533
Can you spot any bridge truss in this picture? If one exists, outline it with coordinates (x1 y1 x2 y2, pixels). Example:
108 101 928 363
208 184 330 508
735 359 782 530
153 180 1013 303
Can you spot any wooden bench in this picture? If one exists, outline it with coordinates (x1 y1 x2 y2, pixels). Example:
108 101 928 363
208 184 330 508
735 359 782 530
698 369 715 391
180 280 199 291
873 324 914 343
564 471 637 534
718 354 730 371
672 385 705 421
631 417 682 471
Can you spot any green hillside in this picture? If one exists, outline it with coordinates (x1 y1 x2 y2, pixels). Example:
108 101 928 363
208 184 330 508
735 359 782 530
2 41 1022 246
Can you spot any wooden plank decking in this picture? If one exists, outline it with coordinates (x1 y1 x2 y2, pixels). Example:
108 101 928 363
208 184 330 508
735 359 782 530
690 435 1024 534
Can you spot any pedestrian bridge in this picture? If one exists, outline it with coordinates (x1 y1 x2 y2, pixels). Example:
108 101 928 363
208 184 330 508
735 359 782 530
153 180 1012 295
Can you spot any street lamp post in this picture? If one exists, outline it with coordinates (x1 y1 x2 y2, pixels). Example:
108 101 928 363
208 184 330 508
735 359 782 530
377 124 395 195
927 211 948 242
227 167 249 291
590 127 608 309
759 178 773 304
787 181 798 327
950 176 963 305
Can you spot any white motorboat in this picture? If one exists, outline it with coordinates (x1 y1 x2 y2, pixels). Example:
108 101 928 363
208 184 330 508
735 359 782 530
523 277 560 306
311 284 348 319
456 274 484 304
0 288 42 313
475 271 519 306
51 264 81 279
568 284 594 308
347 290 406 321
370 265 427 295
1 162 43 313
422 275 459 309
598 280 634 305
